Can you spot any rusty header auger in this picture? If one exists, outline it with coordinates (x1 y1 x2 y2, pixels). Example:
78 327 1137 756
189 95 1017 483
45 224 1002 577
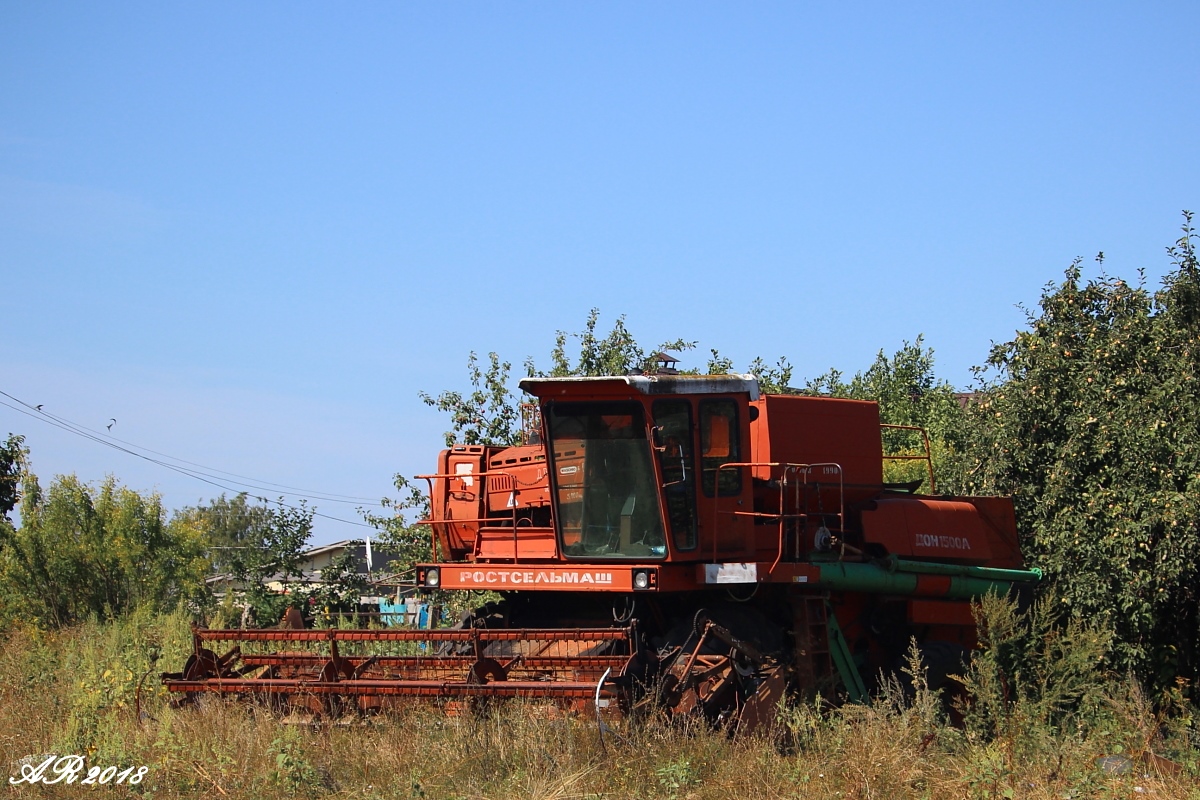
165 372 1039 730
163 624 639 716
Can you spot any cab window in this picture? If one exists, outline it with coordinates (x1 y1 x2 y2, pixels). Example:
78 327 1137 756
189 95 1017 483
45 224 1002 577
653 399 697 550
700 399 741 497
547 401 667 559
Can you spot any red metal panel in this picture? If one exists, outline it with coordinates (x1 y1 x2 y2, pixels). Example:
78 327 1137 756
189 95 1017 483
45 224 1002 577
861 498 994 565
967 496 1024 568
195 627 632 643
441 448 486 557
753 395 883 493
485 447 551 512
164 678 610 699
239 655 629 669
914 574 953 596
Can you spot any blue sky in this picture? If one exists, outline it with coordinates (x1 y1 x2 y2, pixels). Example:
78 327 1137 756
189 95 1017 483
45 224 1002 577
2 2 1196 543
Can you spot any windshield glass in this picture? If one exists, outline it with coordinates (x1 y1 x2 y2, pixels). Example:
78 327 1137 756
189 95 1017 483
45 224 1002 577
547 401 667 559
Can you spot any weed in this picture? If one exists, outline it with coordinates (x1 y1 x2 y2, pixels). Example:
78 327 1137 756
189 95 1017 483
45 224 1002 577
655 757 698 798
1 608 1197 800
267 727 324 796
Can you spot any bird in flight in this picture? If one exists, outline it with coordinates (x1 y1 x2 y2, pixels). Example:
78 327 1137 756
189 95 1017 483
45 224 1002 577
35 404 43 411
107 419 116 431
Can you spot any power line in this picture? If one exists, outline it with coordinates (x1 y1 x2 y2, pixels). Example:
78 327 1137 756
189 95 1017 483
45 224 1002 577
10 392 383 502
48 405 384 505
0 388 364 503
81 423 384 502
0 389 388 530
0 393 378 529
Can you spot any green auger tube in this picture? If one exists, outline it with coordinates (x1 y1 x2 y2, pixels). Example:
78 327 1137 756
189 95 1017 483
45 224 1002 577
813 558 1040 599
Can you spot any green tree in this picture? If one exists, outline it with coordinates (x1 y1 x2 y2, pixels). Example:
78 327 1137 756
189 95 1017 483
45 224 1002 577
546 308 695 377
223 501 319 626
957 214 1200 688
803 337 967 490
361 475 432 571
0 471 210 628
0 434 26 525
420 351 522 448
191 497 370 626
309 549 370 622
173 492 273 573
363 474 499 622
707 350 797 394
745 356 797 394
422 309 696 449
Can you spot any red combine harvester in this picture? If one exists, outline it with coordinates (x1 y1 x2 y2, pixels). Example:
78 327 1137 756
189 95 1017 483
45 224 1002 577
165 374 1038 727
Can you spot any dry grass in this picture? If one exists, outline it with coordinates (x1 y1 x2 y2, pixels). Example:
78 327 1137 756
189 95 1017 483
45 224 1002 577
1 612 1197 799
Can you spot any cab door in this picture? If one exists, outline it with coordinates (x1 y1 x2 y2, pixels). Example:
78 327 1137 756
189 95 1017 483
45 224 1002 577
651 399 698 553
696 397 754 558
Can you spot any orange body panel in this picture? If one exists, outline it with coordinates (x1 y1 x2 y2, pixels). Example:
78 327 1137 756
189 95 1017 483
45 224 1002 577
967 496 1024 569
751 394 884 504
909 599 976 627
475 527 558 560
430 447 487 560
861 498 994 566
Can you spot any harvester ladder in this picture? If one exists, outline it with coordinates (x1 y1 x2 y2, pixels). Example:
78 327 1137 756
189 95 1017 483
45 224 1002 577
791 595 868 703
792 595 834 699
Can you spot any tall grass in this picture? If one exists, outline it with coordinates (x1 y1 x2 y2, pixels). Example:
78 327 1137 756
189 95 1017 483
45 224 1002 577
1 601 1196 799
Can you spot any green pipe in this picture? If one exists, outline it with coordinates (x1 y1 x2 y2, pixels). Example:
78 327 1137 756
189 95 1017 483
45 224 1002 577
814 561 1032 599
881 556 1042 584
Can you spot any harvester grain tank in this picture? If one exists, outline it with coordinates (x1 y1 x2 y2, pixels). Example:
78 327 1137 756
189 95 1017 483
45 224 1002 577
164 374 1038 726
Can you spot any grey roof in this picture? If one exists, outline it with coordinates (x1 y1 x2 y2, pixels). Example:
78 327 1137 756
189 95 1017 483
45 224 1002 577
518 374 760 400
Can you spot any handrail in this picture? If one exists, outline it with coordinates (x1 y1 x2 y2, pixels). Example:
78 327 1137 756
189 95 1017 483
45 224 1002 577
709 461 845 573
879 423 936 493
787 463 845 571
708 461 782 565
417 467 553 562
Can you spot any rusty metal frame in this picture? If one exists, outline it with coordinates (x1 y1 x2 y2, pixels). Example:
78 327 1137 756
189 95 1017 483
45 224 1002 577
164 625 637 711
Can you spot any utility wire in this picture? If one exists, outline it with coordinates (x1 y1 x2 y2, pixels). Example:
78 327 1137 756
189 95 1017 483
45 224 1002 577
0 389 381 505
47 405 384 505
73 423 383 502
3 391 382 503
0 389 388 530
0 394 378 530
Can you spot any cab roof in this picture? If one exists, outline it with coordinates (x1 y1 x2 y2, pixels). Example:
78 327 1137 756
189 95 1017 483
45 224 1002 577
518 374 761 400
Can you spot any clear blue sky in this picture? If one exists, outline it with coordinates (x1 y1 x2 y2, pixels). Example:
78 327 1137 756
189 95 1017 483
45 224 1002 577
3 2 1196 543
